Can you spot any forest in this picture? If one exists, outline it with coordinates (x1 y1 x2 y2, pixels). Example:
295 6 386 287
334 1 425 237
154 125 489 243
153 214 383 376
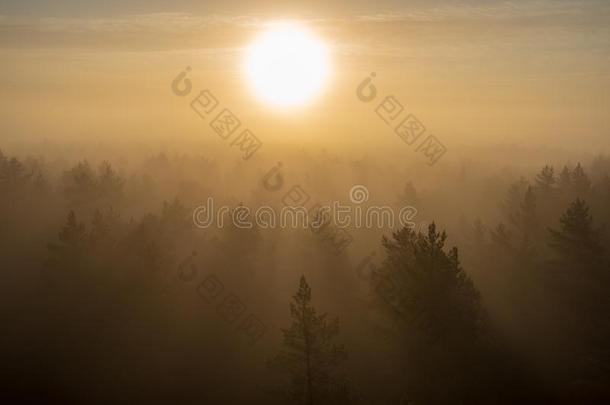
2 145 609 404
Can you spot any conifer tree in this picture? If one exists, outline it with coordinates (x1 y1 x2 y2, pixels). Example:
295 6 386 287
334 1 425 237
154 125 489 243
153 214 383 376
374 223 485 342
503 177 529 221
96 161 124 200
509 186 538 241
397 181 420 207
549 198 603 266
46 210 88 273
372 224 513 404
269 276 350 405
59 210 87 250
571 163 591 197
62 161 96 205
535 165 556 192
490 222 512 250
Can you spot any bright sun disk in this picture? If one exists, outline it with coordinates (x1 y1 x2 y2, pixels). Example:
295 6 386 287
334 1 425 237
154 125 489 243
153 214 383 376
244 22 330 108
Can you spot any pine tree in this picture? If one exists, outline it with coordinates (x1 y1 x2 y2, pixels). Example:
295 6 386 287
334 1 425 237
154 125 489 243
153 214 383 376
62 161 96 205
374 223 485 342
571 163 591 197
59 210 87 249
535 165 555 192
96 161 124 200
503 177 529 221
269 276 350 405
549 199 603 266
490 222 512 250
125 213 172 272
0 155 31 191
46 210 88 273
397 181 420 207
89 207 123 250
160 198 191 233
548 200 609 389
509 186 538 241
372 224 512 404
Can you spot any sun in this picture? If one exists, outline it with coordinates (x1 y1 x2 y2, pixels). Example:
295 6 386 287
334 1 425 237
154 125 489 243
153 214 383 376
244 22 331 108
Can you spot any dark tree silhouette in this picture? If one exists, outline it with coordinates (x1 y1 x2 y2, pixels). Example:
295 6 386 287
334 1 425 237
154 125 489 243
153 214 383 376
62 160 125 206
548 200 610 398
370 224 531 404
490 222 513 253
62 161 96 205
374 223 485 343
510 185 538 242
572 163 592 197
503 177 529 221
549 198 603 267
96 161 125 200
396 181 420 207
535 165 556 192
46 210 88 273
269 276 351 405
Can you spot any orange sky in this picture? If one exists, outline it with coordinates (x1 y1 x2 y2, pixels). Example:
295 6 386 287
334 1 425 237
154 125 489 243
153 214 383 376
1 1 608 153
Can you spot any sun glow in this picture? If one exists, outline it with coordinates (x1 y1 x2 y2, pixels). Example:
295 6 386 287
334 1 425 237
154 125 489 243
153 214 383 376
244 22 331 108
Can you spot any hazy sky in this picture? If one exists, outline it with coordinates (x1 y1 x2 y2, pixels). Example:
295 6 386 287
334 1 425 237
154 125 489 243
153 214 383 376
1 0 608 154
3 0 570 16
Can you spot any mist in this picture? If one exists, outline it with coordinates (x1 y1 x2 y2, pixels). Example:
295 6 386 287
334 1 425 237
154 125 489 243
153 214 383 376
2 1 610 404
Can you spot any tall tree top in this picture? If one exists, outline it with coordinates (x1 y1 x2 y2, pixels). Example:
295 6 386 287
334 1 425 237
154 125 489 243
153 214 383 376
549 198 603 266
535 165 556 191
